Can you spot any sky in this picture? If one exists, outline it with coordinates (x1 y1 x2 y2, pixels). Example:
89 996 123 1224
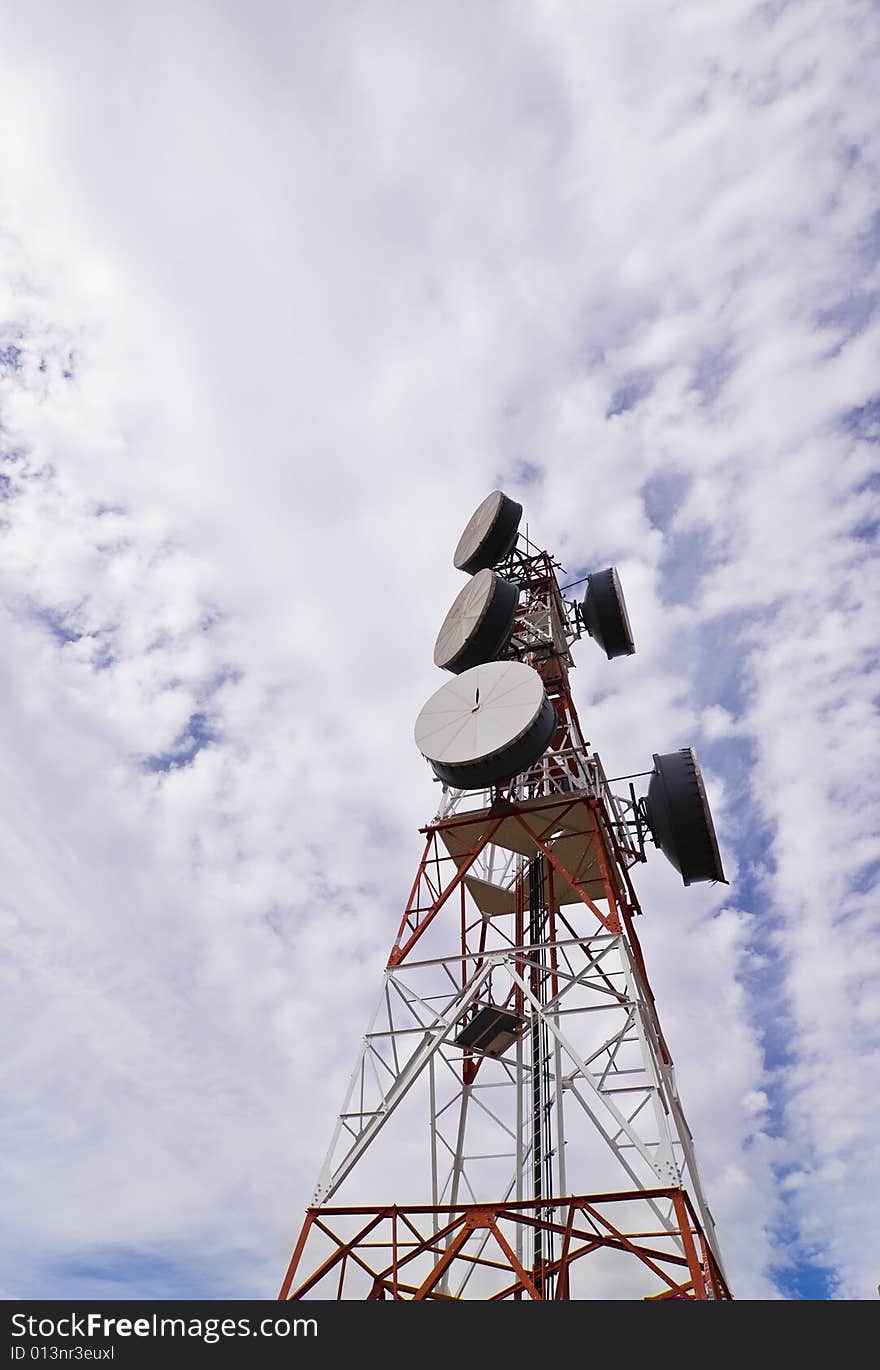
0 0 878 1301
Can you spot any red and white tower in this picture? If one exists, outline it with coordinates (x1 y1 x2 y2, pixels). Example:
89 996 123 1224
279 493 732 1301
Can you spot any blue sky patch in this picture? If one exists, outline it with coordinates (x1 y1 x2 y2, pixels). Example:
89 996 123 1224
142 711 217 772
772 1255 835 1302
657 524 717 607
842 396 880 442
690 344 735 404
641 470 690 532
35 607 82 646
606 372 652 417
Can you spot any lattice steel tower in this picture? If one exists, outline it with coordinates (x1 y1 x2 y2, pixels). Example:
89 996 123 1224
279 492 732 1301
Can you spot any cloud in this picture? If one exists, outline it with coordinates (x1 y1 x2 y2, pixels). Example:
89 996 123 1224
0 0 877 1298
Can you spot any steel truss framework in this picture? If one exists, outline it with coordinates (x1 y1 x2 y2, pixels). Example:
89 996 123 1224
280 541 731 1300
279 1191 731 1301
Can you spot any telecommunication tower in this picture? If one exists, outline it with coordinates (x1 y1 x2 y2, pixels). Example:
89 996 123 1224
279 492 732 1300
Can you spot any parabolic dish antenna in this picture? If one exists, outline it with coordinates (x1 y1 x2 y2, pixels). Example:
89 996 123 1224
433 568 519 674
579 567 635 659
453 490 523 574
644 748 726 886
414 659 556 789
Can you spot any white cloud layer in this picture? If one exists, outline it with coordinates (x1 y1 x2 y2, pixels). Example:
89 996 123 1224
1 0 877 1298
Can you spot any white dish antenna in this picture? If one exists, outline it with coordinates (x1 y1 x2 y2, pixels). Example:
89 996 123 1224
414 660 556 789
453 490 522 574
433 568 519 674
